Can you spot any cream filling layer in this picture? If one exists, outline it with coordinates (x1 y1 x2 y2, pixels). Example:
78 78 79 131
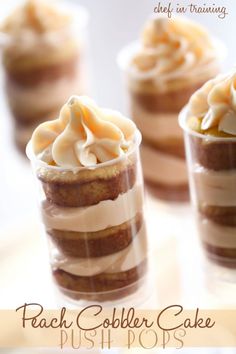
7 72 83 115
41 183 144 233
54 224 147 277
198 217 236 249
194 166 236 206
141 144 187 185
132 105 183 143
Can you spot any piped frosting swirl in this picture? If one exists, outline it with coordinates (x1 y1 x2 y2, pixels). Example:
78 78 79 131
31 96 136 168
1 0 71 35
131 17 219 85
0 0 78 66
188 72 236 136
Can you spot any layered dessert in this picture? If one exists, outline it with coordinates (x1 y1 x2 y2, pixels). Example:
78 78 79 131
28 95 148 301
180 71 236 267
119 16 222 201
1 0 88 152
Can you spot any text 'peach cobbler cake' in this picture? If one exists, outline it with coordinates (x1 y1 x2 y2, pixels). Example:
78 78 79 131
120 16 222 201
27 95 148 302
1 0 87 152
182 71 236 267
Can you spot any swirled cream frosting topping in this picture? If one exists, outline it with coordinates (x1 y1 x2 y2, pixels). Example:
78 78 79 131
188 72 236 136
0 0 75 63
131 17 219 82
31 96 136 168
1 0 71 35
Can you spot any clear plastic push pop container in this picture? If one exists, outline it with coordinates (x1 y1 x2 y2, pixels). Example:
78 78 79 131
27 96 149 305
0 0 89 153
118 16 225 202
179 71 236 269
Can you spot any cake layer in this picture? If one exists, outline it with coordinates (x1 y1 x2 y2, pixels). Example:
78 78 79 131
38 154 137 207
203 243 236 264
141 143 188 186
194 166 236 206
199 204 236 226
57 277 144 302
5 54 79 87
48 212 142 258
146 180 189 202
198 217 236 249
129 81 206 113
190 136 236 171
42 183 143 232
143 137 185 159
14 131 29 154
53 223 147 277
11 106 60 126
6 71 82 124
53 259 147 294
131 105 185 157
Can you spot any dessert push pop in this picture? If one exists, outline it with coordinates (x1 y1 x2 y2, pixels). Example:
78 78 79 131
0 0 88 152
119 16 223 201
179 71 236 268
27 95 148 303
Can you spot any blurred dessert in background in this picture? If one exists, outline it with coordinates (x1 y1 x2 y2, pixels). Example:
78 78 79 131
119 16 223 201
27 95 148 302
180 71 236 267
0 0 88 152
